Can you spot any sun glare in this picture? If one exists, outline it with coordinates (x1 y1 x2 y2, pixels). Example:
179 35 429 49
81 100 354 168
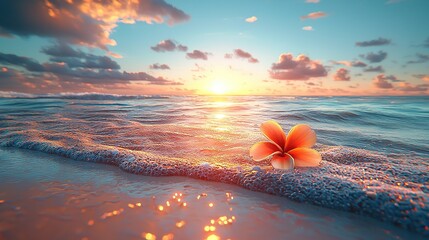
210 81 228 95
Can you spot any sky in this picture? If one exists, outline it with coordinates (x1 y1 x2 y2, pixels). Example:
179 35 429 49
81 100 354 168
0 0 429 96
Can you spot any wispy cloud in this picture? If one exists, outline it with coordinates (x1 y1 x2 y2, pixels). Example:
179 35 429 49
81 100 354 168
356 37 391 47
364 66 385 73
332 60 367 67
302 26 314 31
396 82 428 92
386 0 405 4
149 63 170 70
407 53 429 64
306 0 320 3
245 16 258 23
423 37 429 48
270 53 327 80
301 11 327 20
414 74 429 82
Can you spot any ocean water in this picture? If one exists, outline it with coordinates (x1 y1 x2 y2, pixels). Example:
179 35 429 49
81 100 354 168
0 94 428 234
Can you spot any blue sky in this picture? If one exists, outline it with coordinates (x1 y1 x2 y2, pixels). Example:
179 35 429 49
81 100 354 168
0 0 428 95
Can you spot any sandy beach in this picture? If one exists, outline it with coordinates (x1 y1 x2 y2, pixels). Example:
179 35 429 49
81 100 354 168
0 148 424 240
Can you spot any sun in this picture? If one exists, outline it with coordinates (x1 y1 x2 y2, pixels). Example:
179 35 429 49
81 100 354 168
210 81 228 95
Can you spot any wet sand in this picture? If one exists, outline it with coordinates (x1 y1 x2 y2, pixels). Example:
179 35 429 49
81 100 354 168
0 148 424 240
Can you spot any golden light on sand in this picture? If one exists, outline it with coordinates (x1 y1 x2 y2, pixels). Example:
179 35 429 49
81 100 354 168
142 232 156 240
206 234 220 240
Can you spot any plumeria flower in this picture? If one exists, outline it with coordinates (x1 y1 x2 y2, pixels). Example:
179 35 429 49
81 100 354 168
249 120 321 169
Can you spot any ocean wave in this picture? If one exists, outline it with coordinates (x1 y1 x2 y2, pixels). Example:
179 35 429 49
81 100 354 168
0 91 169 100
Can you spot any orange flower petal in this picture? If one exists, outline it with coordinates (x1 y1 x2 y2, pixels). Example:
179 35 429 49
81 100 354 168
271 153 294 170
288 148 321 167
260 120 286 150
249 142 282 161
284 124 316 151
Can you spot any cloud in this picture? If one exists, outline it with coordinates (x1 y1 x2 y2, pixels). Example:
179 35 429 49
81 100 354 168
0 0 189 50
364 65 385 72
248 57 259 63
356 37 391 47
151 39 188 52
270 53 327 80
0 51 181 91
245 16 258 23
302 26 314 31
41 42 121 70
423 37 429 48
386 0 405 4
301 11 327 20
186 50 209 60
414 74 429 82
396 82 428 92
306 0 320 3
225 49 259 63
149 63 170 70
373 74 393 89
0 52 45 72
333 68 350 81
383 75 403 82
361 51 387 63
51 56 120 70
407 53 429 64
332 60 367 67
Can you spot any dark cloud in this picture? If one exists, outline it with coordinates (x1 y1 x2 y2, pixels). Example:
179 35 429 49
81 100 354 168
270 53 327 80
356 37 391 47
384 75 403 82
364 65 385 73
42 42 120 69
361 51 387 63
333 68 351 81
407 53 429 64
0 51 181 91
373 74 393 89
150 39 188 52
186 50 209 60
149 63 170 70
0 0 189 49
0 52 45 72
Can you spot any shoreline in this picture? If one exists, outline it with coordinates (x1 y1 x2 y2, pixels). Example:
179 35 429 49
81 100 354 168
0 148 425 239
2 137 429 236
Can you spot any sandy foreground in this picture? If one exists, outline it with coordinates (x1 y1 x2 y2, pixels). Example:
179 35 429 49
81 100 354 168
0 148 423 240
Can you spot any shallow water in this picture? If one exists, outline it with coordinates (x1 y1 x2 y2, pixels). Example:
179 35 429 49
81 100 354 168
0 148 424 240
0 94 428 235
